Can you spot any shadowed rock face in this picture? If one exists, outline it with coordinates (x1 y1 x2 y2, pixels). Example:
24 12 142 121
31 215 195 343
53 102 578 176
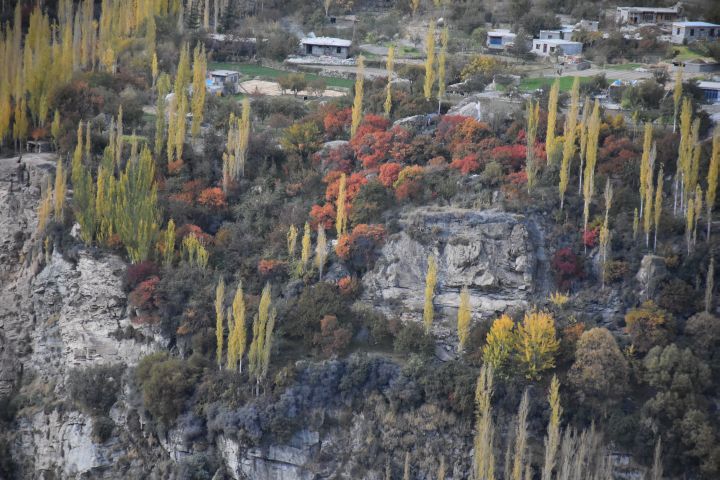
362 206 538 349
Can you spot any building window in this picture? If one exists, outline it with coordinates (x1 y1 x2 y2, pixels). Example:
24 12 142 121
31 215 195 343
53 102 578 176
543 44 547 53
690 28 695 36
337 47 342 53
676 28 680 34
535 44 540 49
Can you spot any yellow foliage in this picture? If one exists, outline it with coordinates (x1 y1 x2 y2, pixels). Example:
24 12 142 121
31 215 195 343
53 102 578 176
482 314 515 375
423 255 438 334
457 286 471 352
215 276 226 367
351 56 365 137
461 55 501 81
515 311 559 380
423 22 436 101
287 224 298 259
384 45 395 117
336 173 347 236
227 281 247 372
548 291 569 307
53 158 67 220
37 179 53 233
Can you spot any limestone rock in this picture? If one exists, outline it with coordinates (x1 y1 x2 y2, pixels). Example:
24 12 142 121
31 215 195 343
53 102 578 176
635 255 667 301
361 206 538 348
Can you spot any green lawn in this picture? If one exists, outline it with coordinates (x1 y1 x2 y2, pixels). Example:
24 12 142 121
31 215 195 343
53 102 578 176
606 63 644 71
518 76 616 92
209 62 353 89
671 45 707 61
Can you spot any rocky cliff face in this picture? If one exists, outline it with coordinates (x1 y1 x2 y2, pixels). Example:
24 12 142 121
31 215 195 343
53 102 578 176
362 206 542 355
0 155 166 479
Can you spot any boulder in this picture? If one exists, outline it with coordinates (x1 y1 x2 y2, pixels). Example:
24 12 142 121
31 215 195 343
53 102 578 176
635 255 667 301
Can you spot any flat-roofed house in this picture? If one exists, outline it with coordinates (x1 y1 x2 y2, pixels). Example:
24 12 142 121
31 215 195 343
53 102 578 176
486 29 516 50
532 39 583 57
698 81 720 104
301 37 352 59
539 26 575 40
671 21 720 44
615 3 683 25
206 70 241 95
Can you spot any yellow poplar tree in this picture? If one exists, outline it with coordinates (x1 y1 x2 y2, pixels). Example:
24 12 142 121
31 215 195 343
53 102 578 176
155 73 171 156
707 128 719 241
541 375 562 480
483 314 515 376
457 286 471 352
546 79 560 165
351 56 365 138
315 225 328 280
582 100 600 241
191 44 207 138
249 283 275 395
577 96 591 195
654 168 664 252
526 99 540 191
437 26 449 111
215 276 226 368
287 224 298 259
511 390 530 480
227 281 247 372
336 173 347 236
639 123 653 218
423 22 436 101
37 179 54 233
672 67 682 133
515 310 559 380
384 45 395 117
162 219 176 266
643 143 656 248
473 364 495 480
559 77 579 209
51 110 61 148
423 254 438 334
53 158 67 220
300 221 312 274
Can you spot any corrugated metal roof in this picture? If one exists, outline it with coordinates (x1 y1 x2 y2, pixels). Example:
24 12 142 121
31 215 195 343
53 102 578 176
673 21 720 27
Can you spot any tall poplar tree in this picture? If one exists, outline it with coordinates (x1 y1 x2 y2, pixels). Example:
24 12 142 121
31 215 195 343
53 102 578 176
191 43 207 138
672 68 682 133
437 26 449 113
384 45 395 117
639 123 653 218
525 100 540 191
53 158 67 220
215 276 226 368
559 77 579 209
546 79 560 165
707 128 719 241
541 376 562 480
315 225 328 280
336 173 347 236
511 390 530 480
582 100 600 242
227 281 247 372
423 254 438 334
423 22 436 101
457 285 471 352
654 166 664 252
351 56 365 137
473 364 495 480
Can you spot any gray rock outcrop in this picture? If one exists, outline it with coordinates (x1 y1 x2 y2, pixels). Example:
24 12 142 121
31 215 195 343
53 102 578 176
362 206 538 351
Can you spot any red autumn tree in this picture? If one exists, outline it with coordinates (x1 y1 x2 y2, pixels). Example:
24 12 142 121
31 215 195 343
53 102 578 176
310 203 336 230
335 224 386 270
197 187 227 208
378 162 402 187
323 106 352 138
449 154 481 175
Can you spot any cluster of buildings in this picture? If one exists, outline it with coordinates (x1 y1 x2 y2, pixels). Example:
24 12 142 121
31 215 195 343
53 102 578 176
486 20 595 58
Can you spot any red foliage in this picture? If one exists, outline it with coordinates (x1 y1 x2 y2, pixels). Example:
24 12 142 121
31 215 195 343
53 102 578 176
449 154 481 175
393 165 425 202
337 276 359 296
506 170 528 185
551 247 584 290
125 261 159 290
323 106 352 138
310 203 336 230
129 276 160 311
258 259 287 277
583 227 599 248
435 115 492 158
378 162 402 187
351 126 412 168
170 179 206 205
197 187 227 208
324 171 368 202
335 224 387 265
428 156 448 169
491 144 527 171
176 224 214 245
313 143 354 173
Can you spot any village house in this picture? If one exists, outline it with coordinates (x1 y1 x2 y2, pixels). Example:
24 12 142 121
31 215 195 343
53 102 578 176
300 37 352 59
206 70 241 96
698 81 720 104
576 19 599 32
532 38 583 57
539 26 575 40
671 21 720 44
486 29 516 50
615 3 683 25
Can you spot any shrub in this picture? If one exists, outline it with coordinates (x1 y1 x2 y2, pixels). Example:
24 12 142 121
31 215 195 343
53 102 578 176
92 415 115 443
624 301 675 353
551 247 584 290
313 315 353 357
335 224 386 272
657 278 698 316
135 353 198 426
283 283 352 345
393 322 434 357
125 261 159 290
348 180 392 227
603 260 629 284
68 364 124 415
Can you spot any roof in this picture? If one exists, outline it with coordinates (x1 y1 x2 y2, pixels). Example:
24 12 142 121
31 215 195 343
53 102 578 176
698 81 720 90
488 30 516 37
673 21 720 27
301 37 352 47
209 70 239 77
533 39 582 45
617 6 680 13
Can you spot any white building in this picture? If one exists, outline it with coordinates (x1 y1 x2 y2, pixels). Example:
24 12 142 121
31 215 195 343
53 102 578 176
539 26 575 40
615 4 683 25
576 19 599 32
671 21 720 44
486 29 516 50
532 39 583 57
300 37 352 59
698 81 720 104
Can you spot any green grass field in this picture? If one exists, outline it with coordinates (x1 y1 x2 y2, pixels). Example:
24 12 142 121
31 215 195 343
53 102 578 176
209 62 353 89
518 76 617 92
671 45 707 61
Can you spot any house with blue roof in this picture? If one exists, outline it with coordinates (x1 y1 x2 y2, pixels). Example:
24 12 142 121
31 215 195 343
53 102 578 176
671 21 720 44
